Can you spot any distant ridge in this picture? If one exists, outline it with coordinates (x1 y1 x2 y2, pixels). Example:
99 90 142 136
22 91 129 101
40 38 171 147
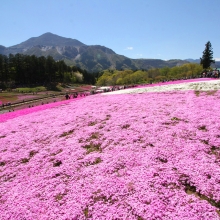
0 32 190 72
184 58 220 68
185 58 200 63
11 32 85 48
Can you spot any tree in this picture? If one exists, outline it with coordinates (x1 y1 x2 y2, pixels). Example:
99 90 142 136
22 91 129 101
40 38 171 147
200 41 215 69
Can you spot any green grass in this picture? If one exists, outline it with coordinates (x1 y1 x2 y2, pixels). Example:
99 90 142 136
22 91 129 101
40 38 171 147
55 84 63 91
16 86 47 93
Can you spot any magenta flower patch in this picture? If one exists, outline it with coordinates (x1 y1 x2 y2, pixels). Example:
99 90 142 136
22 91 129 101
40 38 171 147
0 85 220 219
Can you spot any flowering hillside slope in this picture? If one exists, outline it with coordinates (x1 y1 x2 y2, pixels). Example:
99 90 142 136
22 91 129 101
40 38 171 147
103 79 220 95
0 82 220 219
0 97 84 123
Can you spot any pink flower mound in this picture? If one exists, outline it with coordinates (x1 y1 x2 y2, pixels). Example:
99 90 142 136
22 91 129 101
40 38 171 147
0 97 84 123
0 91 220 219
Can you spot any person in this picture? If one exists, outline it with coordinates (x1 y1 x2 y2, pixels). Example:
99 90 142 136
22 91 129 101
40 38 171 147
65 94 69 100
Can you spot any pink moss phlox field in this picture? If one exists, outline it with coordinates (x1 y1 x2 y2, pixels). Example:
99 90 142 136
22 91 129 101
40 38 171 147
0 90 220 219
0 78 216 123
17 95 37 100
0 96 85 123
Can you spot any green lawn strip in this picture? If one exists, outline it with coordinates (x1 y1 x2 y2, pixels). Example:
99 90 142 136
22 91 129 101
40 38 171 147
16 86 47 93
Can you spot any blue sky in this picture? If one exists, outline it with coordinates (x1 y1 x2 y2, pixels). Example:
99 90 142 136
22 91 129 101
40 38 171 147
1 0 220 61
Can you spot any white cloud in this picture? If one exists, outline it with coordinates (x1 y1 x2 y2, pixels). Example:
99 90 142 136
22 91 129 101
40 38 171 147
214 58 220 61
136 54 142 57
125 47 133 50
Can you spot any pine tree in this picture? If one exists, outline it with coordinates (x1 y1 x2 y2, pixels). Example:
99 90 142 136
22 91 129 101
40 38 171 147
200 41 215 69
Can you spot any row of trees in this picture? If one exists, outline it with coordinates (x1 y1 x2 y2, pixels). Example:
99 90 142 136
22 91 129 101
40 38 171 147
0 41 215 88
96 63 203 86
95 41 215 86
0 54 95 88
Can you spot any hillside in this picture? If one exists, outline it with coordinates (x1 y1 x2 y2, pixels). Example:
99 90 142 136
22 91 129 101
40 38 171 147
0 33 189 72
1 79 220 219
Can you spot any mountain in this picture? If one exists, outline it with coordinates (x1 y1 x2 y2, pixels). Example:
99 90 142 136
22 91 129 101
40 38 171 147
0 33 189 72
185 58 220 68
185 58 200 63
0 45 6 54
